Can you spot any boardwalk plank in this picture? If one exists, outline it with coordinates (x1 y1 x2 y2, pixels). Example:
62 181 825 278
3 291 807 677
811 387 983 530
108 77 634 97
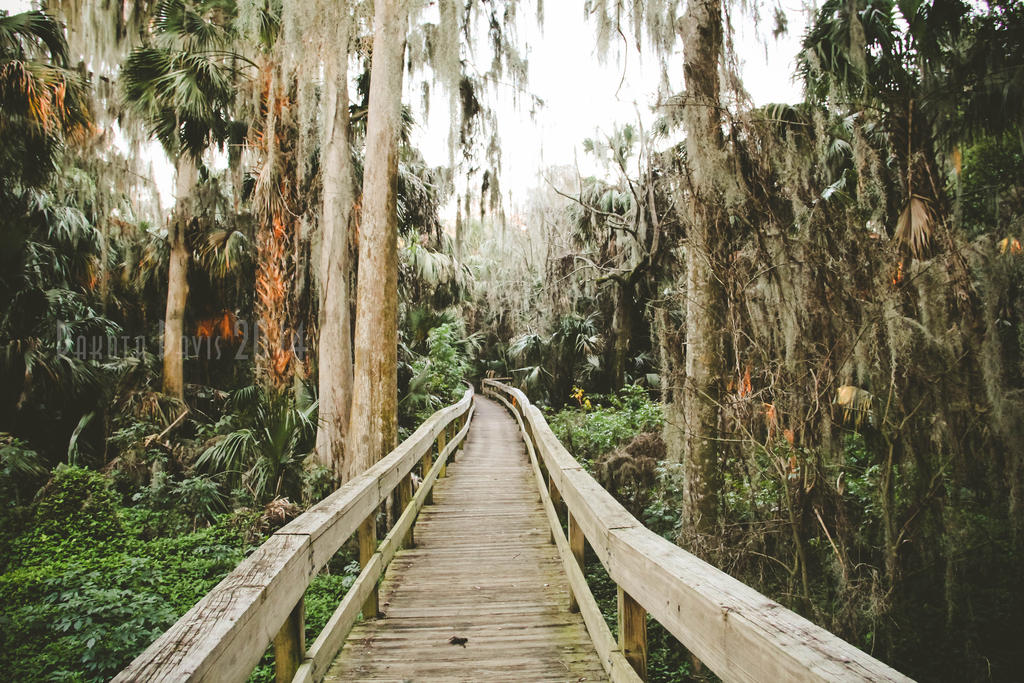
324 398 608 682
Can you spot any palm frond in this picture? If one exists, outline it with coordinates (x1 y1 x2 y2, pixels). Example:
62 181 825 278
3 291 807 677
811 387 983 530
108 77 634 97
894 194 935 259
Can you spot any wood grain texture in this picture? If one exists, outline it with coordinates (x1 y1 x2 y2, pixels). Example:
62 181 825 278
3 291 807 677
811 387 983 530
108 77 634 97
568 513 585 614
325 398 607 682
617 587 647 681
115 389 472 683
274 599 305 683
358 515 379 618
482 380 914 683
294 409 476 683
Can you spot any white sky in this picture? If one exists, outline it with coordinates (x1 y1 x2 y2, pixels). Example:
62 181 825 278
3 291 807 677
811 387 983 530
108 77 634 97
3 0 809 214
409 1 808 207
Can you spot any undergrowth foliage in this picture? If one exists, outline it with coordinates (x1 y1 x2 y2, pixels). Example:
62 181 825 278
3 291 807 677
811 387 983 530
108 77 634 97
401 322 472 427
0 464 364 682
547 384 664 463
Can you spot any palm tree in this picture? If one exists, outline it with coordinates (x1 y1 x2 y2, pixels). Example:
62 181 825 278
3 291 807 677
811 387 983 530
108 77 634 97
799 0 971 259
550 313 602 407
0 10 114 460
0 9 89 190
508 331 550 395
197 383 317 503
121 0 242 399
571 124 664 392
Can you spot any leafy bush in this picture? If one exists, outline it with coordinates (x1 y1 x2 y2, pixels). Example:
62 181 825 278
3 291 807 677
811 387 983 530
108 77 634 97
547 384 663 464
0 502 254 682
301 464 334 506
34 465 123 541
402 323 470 424
171 476 226 528
196 386 316 505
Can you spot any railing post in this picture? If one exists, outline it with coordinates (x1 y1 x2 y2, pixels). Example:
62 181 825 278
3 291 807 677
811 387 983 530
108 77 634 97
437 422 448 478
458 412 467 452
421 446 433 505
568 512 585 613
398 471 413 548
617 586 648 681
548 477 562 544
359 514 379 618
273 597 304 683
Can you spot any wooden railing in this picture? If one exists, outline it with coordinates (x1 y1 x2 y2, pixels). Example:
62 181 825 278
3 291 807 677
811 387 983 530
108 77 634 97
114 387 474 683
482 379 913 683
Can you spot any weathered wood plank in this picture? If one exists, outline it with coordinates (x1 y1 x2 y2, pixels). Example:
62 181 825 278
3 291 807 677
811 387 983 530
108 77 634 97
277 389 472 564
293 415 479 683
324 398 607 682
568 512 585 614
274 598 305 683
291 402 476 683
483 379 913 683
397 473 412 548
521 405 641 683
618 587 648 681
357 514 379 619
436 420 448 479
115 389 473 683
292 551 384 683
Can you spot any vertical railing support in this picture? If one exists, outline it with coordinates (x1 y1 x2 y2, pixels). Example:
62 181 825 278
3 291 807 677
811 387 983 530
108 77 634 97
618 586 648 681
568 512 585 613
421 447 433 505
548 478 562 544
437 423 448 478
273 597 304 683
398 471 413 548
359 514 379 618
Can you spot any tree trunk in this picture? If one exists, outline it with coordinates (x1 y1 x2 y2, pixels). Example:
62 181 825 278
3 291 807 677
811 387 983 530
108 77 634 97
674 0 729 546
162 156 196 399
610 281 632 391
254 65 297 393
315 29 355 476
345 0 408 481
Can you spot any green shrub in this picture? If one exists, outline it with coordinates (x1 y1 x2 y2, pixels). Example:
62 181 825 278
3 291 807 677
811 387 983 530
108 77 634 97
0 498 254 682
301 464 334 506
171 476 226 528
547 384 664 464
403 323 470 424
34 465 123 541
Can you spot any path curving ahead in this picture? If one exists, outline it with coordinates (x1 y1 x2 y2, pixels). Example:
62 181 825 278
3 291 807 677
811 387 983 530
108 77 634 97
324 397 608 681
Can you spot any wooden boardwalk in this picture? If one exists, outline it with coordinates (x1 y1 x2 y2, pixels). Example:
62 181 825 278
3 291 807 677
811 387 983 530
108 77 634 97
324 397 608 681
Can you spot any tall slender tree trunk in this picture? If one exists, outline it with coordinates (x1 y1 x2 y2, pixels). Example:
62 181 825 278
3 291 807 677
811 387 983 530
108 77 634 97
673 0 729 546
316 28 355 475
162 156 196 399
610 281 633 391
254 65 298 392
346 0 408 481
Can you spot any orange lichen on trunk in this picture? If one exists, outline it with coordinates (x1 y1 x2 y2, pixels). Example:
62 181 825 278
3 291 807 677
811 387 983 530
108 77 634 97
256 215 294 390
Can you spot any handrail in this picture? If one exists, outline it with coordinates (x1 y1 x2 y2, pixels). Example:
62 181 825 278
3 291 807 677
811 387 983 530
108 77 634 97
115 386 475 683
482 379 913 683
